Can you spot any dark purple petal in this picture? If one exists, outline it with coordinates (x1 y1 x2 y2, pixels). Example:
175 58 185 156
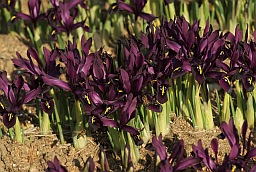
66 0 83 9
192 140 216 170
246 148 256 159
170 140 184 163
166 39 181 53
147 104 162 112
122 125 139 135
81 36 92 56
47 161 56 170
241 120 248 144
93 58 105 81
216 59 230 72
89 91 103 106
242 76 254 92
85 156 95 172
100 116 119 128
13 52 41 75
249 164 256 172
211 138 218 164
219 75 232 93
40 99 54 115
138 12 156 22
120 94 137 125
28 0 41 18
0 71 10 97
28 47 41 66
122 125 142 146
3 112 16 128
120 69 131 93
193 65 205 84
159 161 173 172
118 0 134 13
42 76 71 91
21 87 41 104
136 53 145 69
212 38 225 55
53 156 61 169
156 85 168 104
15 13 32 21
152 134 167 161
70 20 86 31
81 54 94 76
220 120 237 147
7 85 16 105
175 157 201 171
229 145 239 160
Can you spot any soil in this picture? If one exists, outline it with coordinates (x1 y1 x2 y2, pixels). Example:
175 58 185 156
0 34 249 172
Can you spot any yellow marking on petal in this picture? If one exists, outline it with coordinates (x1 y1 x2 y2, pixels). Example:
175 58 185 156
161 86 166 96
149 60 153 64
197 65 203 75
112 4 117 10
53 15 56 20
107 81 111 84
118 89 123 93
10 16 16 21
239 68 243 73
8 113 13 121
173 67 181 72
0 102 4 109
232 165 236 172
104 107 111 115
248 77 252 85
8 0 11 5
45 101 50 109
220 51 224 55
91 116 95 123
103 61 106 65
153 19 160 28
84 94 91 104
51 30 56 36
223 76 231 85
225 43 231 49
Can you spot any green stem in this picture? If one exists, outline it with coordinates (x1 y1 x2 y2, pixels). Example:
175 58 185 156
127 132 140 164
8 128 14 140
50 89 65 144
14 116 22 143
221 92 231 123
246 92 254 129
41 111 51 135
201 83 214 129
72 99 87 148
194 84 204 129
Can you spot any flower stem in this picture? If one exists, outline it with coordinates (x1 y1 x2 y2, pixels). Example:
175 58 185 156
50 89 65 144
41 111 50 135
72 99 86 148
14 116 22 143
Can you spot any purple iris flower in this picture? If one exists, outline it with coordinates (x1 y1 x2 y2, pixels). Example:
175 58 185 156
47 0 90 37
12 0 45 24
47 156 68 172
0 72 41 128
117 0 156 22
152 134 201 171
